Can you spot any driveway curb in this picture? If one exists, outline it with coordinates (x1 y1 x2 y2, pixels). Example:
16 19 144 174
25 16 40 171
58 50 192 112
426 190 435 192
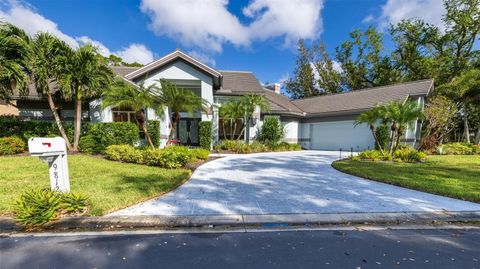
2 211 479 232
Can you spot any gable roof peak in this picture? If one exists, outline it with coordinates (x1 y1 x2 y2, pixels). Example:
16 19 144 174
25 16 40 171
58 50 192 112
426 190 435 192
124 49 221 80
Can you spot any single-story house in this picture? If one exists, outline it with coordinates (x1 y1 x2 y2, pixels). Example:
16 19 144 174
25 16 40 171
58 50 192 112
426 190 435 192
0 49 433 150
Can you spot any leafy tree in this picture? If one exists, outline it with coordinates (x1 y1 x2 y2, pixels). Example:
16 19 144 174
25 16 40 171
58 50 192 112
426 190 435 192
284 39 316 99
421 96 458 149
310 42 343 94
441 0 480 81
390 19 442 81
151 79 207 144
439 69 480 143
30 33 73 149
102 78 163 148
57 44 114 151
0 22 30 103
336 27 401 90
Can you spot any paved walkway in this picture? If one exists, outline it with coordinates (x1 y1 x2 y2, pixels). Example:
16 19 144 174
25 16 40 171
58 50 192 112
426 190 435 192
111 151 480 216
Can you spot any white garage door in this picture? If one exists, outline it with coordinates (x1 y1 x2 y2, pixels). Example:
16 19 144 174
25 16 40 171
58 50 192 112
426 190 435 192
310 120 375 151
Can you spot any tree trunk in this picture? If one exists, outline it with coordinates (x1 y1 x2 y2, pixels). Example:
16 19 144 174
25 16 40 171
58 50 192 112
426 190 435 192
475 127 480 145
168 112 180 145
73 99 82 152
389 123 397 154
47 93 72 150
370 125 383 153
137 110 154 149
463 103 471 144
231 120 238 140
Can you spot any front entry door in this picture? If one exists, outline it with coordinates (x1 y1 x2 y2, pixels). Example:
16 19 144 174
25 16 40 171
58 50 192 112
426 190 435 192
177 118 200 146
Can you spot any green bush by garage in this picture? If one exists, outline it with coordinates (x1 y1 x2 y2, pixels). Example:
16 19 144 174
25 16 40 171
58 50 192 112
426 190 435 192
199 121 212 149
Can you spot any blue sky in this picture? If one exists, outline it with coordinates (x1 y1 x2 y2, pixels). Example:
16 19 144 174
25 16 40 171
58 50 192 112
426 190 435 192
0 0 447 85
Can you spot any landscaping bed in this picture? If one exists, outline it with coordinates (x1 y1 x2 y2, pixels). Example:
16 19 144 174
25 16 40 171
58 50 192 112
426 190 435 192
0 155 191 217
332 155 480 203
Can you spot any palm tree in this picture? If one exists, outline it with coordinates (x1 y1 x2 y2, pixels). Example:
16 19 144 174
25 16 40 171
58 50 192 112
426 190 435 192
57 44 114 151
238 94 270 143
102 78 162 148
0 23 30 103
382 101 423 153
30 33 73 150
151 79 207 144
355 106 385 153
219 100 243 140
440 69 480 144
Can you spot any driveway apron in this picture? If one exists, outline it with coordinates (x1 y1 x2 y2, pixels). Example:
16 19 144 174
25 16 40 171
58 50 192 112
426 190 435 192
110 151 480 216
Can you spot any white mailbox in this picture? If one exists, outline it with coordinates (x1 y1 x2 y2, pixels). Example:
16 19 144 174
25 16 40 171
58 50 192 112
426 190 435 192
28 137 70 193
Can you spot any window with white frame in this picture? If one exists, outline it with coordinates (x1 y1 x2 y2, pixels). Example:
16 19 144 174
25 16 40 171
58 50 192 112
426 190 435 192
112 105 137 123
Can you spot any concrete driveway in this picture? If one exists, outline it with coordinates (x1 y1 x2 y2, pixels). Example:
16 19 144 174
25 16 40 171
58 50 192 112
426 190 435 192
111 151 480 216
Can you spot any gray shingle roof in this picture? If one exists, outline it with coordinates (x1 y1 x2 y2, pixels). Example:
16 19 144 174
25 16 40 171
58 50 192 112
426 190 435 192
216 71 265 95
110 66 141 77
263 89 304 116
291 79 434 116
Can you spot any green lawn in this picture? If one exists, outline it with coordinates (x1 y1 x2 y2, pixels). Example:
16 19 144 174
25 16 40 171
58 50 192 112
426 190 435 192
0 155 191 216
332 155 480 203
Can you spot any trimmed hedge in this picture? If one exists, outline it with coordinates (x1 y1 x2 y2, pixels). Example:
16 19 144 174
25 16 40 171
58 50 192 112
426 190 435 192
0 136 26 155
375 124 389 150
105 145 209 169
0 116 73 142
217 139 301 153
78 122 140 153
199 121 212 150
147 120 160 148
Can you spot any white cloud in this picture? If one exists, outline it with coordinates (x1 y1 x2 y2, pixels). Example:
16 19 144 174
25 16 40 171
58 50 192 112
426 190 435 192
140 0 324 51
0 1 79 47
115 44 154 65
362 14 374 24
0 1 155 64
244 0 324 46
188 50 216 66
140 0 250 53
377 0 446 30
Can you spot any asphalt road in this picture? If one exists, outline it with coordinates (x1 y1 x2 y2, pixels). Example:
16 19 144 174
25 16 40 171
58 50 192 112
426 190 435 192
1 228 479 269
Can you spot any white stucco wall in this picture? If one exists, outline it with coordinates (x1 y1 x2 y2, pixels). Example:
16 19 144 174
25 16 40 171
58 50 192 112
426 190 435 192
89 98 112 123
281 118 299 144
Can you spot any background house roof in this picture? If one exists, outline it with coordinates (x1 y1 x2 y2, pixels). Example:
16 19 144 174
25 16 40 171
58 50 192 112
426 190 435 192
215 71 265 95
291 79 434 116
262 88 304 116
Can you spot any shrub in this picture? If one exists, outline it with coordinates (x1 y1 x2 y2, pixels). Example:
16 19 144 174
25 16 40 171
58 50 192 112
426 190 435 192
0 116 74 143
375 124 389 150
105 144 208 168
259 117 284 146
82 122 139 153
14 189 90 228
105 144 143 163
60 192 89 213
147 120 160 148
438 142 474 155
0 136 26 155
394 146 427 163
14 189 62 228
199 121 212 150
78 135 97 154
471 145 480 154
249 141 269 152
358 150 382 161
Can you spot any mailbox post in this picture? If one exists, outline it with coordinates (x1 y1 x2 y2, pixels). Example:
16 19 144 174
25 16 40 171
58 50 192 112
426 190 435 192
28 137 70 193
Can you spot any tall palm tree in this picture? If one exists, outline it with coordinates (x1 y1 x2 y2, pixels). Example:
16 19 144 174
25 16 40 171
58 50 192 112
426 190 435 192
382 101 423 153
151 79 207 144
0 23 30 103
238 94 269 143
30 33 72 149
355 106 385 152
102 78 163 148
57 44 114 151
